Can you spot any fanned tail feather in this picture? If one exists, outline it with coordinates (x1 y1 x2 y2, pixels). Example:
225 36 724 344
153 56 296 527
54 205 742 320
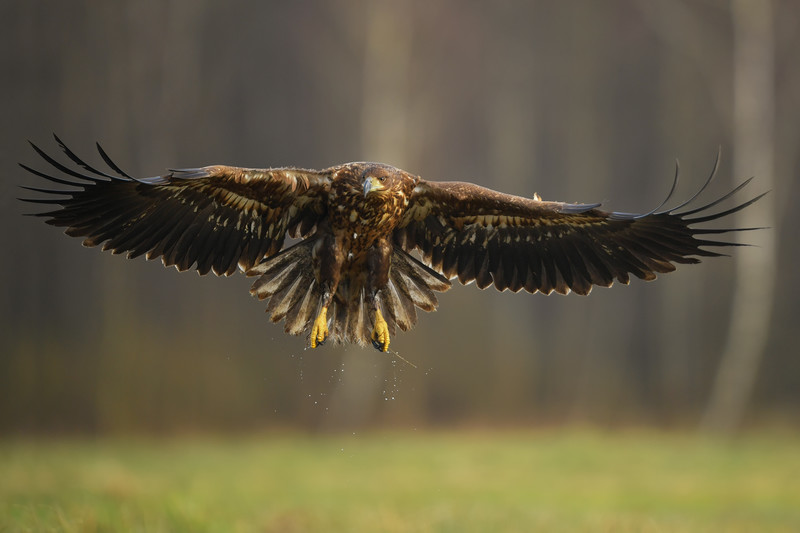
328 280 370 347
331 248 451 346
248 242 451 347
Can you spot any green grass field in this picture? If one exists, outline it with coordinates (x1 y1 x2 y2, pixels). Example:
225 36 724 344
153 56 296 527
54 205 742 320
2 430 798 532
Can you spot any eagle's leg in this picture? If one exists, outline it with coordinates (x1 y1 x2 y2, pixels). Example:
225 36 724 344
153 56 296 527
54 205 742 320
367 239 392 352
310 233 343 349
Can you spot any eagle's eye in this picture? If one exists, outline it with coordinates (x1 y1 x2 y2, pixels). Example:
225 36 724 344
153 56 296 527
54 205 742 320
378 176 386 182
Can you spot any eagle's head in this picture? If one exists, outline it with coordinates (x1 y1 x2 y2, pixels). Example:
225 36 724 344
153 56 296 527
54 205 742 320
357 163 417 199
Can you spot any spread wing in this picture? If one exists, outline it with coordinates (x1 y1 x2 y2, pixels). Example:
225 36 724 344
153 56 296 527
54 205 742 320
20 136 332 275
395 158 764 295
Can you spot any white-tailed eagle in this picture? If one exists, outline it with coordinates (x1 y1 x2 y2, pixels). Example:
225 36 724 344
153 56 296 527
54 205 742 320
21 136 763 351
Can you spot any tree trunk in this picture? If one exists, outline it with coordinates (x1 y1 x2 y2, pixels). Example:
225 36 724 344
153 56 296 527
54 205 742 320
701 0 776 434
323 0 414 430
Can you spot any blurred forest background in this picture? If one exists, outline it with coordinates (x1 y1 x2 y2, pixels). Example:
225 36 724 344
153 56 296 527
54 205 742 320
1 0 797 436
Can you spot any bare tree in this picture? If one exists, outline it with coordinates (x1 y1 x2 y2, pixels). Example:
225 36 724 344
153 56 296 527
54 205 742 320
323 0 415 430
702 0 777 434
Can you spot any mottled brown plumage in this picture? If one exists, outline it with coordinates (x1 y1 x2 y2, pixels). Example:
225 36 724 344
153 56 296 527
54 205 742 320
21 137 763 351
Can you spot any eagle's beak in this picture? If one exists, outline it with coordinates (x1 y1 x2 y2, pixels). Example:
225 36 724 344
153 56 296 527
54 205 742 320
363 176 384 197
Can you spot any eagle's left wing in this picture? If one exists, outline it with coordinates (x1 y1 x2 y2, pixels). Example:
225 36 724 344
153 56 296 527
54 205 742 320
395 163 763 295
20 136 332 276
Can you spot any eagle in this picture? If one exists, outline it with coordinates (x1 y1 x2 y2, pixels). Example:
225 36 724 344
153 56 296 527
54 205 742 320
20 136 762 352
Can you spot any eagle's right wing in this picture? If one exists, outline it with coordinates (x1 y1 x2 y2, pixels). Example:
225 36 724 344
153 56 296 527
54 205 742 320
20 136 332 275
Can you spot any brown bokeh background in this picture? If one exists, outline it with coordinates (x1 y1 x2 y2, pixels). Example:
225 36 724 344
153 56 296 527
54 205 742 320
1 0 797 435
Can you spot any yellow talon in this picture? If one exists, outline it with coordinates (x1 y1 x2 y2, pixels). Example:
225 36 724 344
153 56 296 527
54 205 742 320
371 309 390 352
310 307 328 348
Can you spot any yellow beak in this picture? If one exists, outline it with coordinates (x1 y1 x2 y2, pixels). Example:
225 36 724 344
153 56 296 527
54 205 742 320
363 177 385 197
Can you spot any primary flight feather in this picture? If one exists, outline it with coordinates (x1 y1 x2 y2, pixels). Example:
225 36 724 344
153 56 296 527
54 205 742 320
20 136 763 351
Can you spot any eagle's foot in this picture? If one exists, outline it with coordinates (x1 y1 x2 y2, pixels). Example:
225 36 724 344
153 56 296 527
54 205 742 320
310 308 328 348
370 309 390 352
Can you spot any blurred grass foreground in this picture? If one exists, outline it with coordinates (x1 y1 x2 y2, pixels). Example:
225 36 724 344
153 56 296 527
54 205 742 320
2 430 799 532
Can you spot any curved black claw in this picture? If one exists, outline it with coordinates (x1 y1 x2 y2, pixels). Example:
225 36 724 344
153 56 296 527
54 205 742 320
371 339 386 352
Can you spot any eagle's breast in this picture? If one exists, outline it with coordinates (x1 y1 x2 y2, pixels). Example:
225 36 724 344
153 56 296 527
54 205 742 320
327 168 407 257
